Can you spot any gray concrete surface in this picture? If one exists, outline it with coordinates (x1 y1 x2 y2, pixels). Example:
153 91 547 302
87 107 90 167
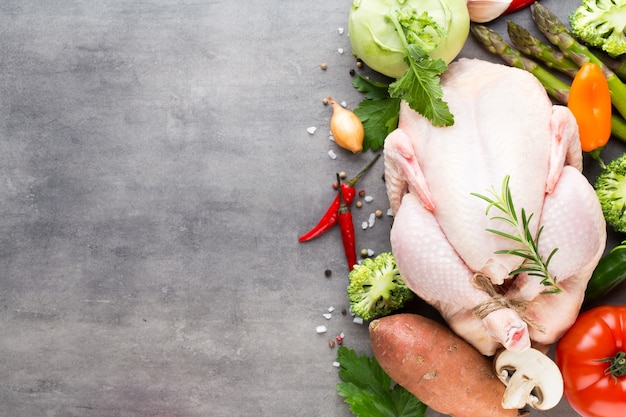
0 1 621 416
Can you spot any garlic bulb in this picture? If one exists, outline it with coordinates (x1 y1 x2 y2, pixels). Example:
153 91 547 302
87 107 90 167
466 0 512 23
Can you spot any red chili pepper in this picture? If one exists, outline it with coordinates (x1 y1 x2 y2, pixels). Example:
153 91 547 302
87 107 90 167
504 0 536 14
297 154 380 243
337 174 357 271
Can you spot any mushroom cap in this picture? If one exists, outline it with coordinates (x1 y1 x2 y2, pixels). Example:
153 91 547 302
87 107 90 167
493 347 564 410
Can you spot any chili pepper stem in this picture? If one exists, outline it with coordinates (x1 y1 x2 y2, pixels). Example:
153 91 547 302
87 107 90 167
297 155 380 243
598 351 626 382
345 153 381 188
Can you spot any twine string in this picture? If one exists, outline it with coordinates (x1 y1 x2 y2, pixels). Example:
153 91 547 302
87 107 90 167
471 273 546 334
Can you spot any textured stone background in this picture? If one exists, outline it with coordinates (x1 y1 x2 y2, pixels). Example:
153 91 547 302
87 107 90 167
0 1 621 416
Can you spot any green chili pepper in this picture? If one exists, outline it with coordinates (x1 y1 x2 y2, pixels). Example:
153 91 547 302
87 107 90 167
584 241 626 306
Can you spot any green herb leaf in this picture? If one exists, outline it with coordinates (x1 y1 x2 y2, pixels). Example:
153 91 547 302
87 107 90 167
384 10 454 128
389 46 452 127
351 75 401 151
471 175 561 294
336 346 427 417
352 75 393 101
353 98 401 151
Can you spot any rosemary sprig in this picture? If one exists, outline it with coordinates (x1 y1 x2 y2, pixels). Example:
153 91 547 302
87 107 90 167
471 175 561 294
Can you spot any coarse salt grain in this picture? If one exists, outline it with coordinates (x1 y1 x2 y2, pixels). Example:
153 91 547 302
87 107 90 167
333 361 341 368
364 195 374 203
368 213 376 228
328 306 335 313
366 248 375 257
323 313 332 320
328 150 337 160
340 101 347 108
387 208 394 217
338 48 344 54
353 316 364 325
307 126 317 135
338 27 344 35
316 325 328 334
361 221 368 230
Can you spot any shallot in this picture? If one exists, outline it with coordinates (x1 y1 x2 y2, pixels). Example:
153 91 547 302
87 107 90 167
328 97 363 153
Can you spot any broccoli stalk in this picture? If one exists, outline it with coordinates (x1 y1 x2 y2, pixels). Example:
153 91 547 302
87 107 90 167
595 154 626 233
569 0 626 58
347 252 414 321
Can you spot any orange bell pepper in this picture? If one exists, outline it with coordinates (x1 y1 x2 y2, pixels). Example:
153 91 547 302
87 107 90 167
567 62 612 155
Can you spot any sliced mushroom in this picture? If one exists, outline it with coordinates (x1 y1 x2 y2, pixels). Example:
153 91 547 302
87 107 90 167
493 347 564 410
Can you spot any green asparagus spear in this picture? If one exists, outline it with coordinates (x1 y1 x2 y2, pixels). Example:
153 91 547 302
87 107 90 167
470 24 570 102
507 21 579 79
507 14 626 82
470 24 626 144
531 2 626 121
595 49 626 82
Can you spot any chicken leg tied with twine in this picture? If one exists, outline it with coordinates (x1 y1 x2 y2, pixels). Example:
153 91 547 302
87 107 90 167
471 273 546 334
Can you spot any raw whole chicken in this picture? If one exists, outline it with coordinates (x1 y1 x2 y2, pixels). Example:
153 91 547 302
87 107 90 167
384 58 606 356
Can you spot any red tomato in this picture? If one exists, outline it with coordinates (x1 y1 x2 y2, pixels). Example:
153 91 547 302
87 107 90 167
555 306 626 417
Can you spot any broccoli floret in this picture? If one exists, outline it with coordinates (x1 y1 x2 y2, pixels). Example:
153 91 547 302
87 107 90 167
347 252 414 321
595 154 626 232
569 0 626 57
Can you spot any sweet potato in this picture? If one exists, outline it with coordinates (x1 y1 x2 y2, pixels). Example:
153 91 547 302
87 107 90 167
369 313 520 417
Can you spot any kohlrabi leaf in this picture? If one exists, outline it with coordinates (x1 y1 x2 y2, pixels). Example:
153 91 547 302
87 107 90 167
388 45 453 127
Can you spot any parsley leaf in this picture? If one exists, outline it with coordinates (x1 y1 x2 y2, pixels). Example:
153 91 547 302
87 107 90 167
351 76 400 151
336 346 428 417
388 45 452 127
352 76 393 101
353 98 400 152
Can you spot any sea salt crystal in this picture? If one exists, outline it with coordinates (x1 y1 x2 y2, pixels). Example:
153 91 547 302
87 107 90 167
361 221 368 230
387 208 394 217
338 27 344 35
322 313 332 320
316 325 328 334
368 213 376 228
353 316 364 325
338 48 344 54
332 361 341 368
328 306 335 313
328 150 337 160
364 195 374 203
